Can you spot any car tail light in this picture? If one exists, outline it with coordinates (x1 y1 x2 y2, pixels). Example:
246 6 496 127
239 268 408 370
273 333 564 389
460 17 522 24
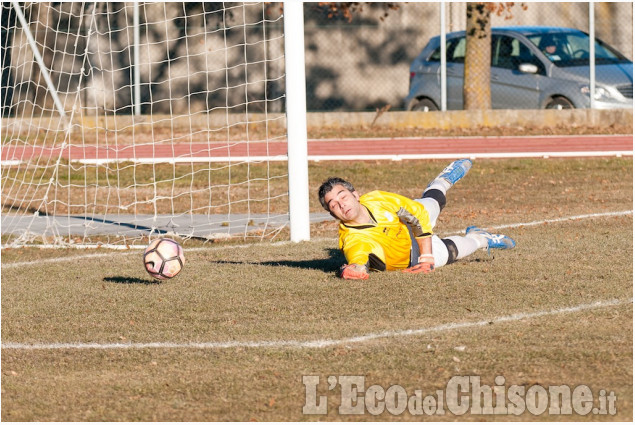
410 72 415 80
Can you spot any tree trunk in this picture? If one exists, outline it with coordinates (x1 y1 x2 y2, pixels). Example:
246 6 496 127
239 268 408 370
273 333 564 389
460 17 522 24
464 3 491 110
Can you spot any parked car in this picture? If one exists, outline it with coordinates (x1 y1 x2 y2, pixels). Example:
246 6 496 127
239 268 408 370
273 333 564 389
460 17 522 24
405 26 633 110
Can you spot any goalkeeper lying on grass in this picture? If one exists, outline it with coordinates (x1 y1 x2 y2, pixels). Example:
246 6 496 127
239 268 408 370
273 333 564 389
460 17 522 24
318 159 516 280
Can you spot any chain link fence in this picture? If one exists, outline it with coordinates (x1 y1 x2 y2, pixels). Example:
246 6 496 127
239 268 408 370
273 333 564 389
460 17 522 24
2 2 632 114
304 2 633 111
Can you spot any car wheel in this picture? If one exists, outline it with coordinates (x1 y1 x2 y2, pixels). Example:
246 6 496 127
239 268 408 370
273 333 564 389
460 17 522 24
545 96 575 110
410 98 439 112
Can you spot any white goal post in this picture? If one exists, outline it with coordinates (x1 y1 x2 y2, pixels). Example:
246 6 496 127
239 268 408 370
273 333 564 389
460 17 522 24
1 1 310 248
283 1 310 243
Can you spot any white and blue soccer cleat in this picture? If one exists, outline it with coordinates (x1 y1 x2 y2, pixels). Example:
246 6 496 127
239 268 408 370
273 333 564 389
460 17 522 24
466 226 516 250
434 158 473 186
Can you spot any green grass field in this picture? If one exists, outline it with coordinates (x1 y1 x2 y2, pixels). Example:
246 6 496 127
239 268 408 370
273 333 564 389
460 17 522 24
1 157 633 421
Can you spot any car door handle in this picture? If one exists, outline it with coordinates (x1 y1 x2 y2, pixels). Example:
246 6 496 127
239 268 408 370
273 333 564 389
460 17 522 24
491 73 500 81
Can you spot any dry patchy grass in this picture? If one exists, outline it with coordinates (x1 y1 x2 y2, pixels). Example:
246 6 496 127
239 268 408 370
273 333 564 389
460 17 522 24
1 157 633 421
1 157 632 247
1 221 632 420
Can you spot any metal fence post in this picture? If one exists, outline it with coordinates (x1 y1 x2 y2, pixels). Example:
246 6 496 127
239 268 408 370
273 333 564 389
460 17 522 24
133 1 141 116
440 0 447 111
589 1 596 109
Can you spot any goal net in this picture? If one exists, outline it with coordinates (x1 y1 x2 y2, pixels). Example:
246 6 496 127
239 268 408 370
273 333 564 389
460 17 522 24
1 2 304 248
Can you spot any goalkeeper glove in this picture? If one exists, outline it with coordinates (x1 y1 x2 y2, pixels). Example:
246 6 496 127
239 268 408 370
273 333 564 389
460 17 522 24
402 254 435 274
339 263 370 280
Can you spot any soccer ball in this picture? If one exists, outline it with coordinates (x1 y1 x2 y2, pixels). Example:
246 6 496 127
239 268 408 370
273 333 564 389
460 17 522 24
143 238 185 280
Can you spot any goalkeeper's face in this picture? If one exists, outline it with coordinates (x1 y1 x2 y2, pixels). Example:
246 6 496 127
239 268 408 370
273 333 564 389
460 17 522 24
324 184 365 224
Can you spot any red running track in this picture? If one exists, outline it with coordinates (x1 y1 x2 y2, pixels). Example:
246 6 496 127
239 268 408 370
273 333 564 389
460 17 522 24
2 135 632 162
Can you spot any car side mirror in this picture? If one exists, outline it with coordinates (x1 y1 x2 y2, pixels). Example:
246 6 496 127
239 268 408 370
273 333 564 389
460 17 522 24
518 63 538 74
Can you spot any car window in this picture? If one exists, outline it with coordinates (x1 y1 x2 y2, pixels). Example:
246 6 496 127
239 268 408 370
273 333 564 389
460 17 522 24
527 32 630 67
449 37 466 63
492 35 545 74
492 36 518 69
428 41 447 61
427 37 466 64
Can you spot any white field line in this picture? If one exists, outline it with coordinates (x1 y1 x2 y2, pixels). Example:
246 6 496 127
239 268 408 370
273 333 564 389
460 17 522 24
486 210 634 231
444 210 634 235
2 298 631 351
1 210 632 269
0 238 333 269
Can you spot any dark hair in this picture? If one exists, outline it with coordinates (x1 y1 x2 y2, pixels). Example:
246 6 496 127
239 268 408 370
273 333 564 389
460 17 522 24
318 177 355 211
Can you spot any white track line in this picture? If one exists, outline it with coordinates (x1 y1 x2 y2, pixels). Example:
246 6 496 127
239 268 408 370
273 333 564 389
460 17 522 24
309 151 632 162
4 151 632 166
2 298 631 351
1 210 632 269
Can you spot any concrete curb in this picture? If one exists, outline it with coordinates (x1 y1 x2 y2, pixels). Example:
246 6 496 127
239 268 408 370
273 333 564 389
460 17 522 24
306 109 633 130
4 109 631 134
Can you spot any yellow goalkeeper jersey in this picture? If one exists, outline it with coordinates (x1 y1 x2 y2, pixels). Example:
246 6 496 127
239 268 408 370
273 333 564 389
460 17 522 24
338 190 433 271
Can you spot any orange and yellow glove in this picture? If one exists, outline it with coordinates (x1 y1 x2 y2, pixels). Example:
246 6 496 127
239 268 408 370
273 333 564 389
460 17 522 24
339 263 370 280
402 254 435 274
